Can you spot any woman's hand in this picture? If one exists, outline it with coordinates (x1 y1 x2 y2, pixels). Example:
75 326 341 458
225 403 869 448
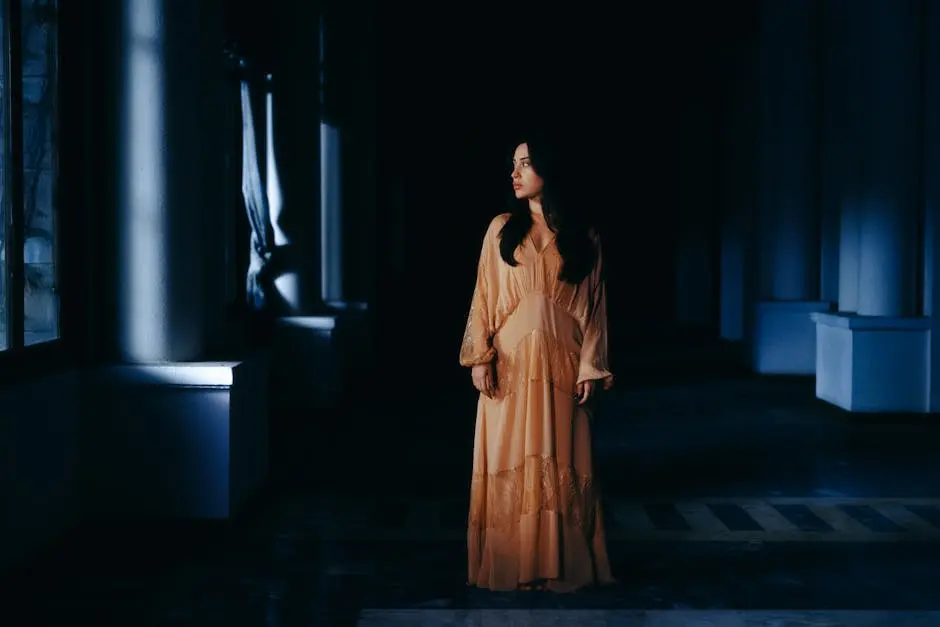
471 363 495 398
575 380 595 405
574 375 615 405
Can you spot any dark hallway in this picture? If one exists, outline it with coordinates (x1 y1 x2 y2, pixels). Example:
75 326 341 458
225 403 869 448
2 1 940 626
6 353 940 625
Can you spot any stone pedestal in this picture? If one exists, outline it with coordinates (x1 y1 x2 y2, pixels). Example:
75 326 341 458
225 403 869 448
812 313 929 412
752 301 833 374
82 358 270 519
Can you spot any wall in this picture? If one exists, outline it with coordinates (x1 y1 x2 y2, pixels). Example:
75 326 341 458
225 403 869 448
0 356 270 574
0 371 82 572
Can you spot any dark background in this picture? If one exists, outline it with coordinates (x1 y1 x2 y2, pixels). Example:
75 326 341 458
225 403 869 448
374 4 757 389
221 0 759 390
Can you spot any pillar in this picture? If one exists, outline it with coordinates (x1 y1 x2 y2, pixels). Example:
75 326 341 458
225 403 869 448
719 46 758 344
320 2 377 310
90 0 269 521
855 1 920 319
320 6 345 307
818 0 849 307
675 93 717 333
269 1 323 315
268 1 378 413
822 0 866 313
925 0 940 410
321 0 377 377
813 0 930 412
756 0 818 301
111 0 224 362
750 0 832 374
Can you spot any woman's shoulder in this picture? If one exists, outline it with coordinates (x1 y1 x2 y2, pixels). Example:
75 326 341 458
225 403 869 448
484 212 512 237
490 212 511 229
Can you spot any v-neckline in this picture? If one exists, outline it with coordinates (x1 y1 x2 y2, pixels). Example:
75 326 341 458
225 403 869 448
528 232 555 256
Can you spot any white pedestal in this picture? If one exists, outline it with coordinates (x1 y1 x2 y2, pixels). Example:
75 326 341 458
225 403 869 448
82 355 270 520
812 312 931 412
752 300 833 374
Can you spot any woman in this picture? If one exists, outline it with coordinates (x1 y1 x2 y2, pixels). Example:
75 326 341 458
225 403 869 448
460 134 615 593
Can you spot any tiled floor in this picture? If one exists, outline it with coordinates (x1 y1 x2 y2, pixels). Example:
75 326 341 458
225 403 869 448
317 494 940 542
357 610 940 626
4 347 940 626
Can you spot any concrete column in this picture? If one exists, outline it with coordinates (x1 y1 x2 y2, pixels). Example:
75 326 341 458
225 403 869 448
320 7 343 306
924 0 940 409
822 0 867 313
750 0 830 374
856 0 921 318
818 173 841 305
837 209 861 312
675 95 717 332
92 0 270 521
719 48 758 344
756 0 819 301
320 3 377 309
813 0 930 413
112 0 224 362
269 1 323 314
268 2 377 414
819 1 848 306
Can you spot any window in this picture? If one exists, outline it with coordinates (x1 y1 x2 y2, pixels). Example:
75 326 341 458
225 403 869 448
0 0 59 352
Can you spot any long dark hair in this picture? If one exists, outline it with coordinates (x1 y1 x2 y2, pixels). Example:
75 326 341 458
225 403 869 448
498 132 597 285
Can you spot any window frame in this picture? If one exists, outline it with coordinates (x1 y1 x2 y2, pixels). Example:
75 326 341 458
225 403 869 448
0 0 69 384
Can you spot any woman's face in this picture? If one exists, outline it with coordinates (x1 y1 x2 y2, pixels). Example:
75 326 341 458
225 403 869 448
510 143 544 200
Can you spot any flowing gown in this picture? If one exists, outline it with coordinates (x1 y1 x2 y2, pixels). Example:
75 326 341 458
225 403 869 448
459 213 615 593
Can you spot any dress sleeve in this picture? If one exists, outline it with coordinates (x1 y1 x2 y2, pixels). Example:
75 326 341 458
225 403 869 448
459 217 502 367
578 232 614 389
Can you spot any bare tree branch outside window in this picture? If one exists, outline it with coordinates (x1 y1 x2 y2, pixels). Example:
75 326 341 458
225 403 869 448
0 0 57 347
21 0 58 341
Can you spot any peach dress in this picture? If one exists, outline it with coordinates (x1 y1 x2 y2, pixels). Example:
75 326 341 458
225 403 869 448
460 212 615 593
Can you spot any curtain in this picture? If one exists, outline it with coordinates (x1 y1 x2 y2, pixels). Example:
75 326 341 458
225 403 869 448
239 79 274 310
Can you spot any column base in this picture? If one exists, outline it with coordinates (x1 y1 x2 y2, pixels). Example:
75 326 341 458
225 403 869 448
811 312 931 412
83 356 270 520
271 305 373 413
752 300 834 374
272 315 341 413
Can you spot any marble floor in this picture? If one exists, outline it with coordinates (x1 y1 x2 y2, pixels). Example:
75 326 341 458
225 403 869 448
357 610 940 626
3 344 940 626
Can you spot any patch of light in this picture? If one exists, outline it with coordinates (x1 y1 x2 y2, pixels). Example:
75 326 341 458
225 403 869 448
277 316 337 331
120 0 167 361
265 87 300 311
104 362 238 387
320 122 342 303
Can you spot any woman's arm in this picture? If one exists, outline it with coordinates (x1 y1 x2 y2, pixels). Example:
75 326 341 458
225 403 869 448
578 231 614 390
459 216 504 367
